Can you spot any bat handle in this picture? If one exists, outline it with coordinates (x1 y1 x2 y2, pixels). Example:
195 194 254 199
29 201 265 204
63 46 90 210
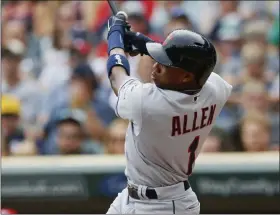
116 11 128 21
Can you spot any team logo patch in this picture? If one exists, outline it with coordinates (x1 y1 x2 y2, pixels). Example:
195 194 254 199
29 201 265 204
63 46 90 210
115 54 123 65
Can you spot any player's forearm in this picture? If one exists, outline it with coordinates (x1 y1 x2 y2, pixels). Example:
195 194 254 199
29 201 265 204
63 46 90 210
110 48 126 56
109 48 130 96
106 13 132 96
137 55 155 83
110 67 129 96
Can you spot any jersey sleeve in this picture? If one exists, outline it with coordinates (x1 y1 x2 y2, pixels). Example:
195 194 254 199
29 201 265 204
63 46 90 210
115 77 143 123
208 72 233 105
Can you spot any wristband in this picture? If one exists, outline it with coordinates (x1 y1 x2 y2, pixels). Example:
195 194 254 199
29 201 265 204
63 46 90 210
107 54 130 77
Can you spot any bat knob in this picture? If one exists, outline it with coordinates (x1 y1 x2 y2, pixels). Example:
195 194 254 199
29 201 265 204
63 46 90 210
116 11 128 21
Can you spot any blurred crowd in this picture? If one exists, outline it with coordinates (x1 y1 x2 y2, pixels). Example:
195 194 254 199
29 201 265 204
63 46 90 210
1 0 279 156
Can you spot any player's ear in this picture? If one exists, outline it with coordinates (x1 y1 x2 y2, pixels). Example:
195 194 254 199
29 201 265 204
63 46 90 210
182 72 194 83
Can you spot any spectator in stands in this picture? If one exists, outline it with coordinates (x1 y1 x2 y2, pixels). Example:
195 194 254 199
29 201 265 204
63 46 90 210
180 1 220 35
227 42 274 90
1 20 35 77
218 42 275 130
163 7 195 37
32 1 58 38
243 20 279 78
1 39 42 126
213 12 243 76
228 81 279 149
38 19 72 92
269 73 279 106
1 95 37 156
150 1 185 35
30 1 66 78
215 80 268 133
1 134 9 156
38 63 116 149
238 1 274 21
56 2 76 34
1 20 26 47
1 1 33 30
125 3 150 34
268 15 279 50
43 109 104 155
243 20 270 46
267 75 280 147
241 81 269 114
239 111 272 152
209 1 243 41
89 0 123 43
69 40 92 69
267 15 280 112
201 127 235 152
38 1 90 91
104 119 129 155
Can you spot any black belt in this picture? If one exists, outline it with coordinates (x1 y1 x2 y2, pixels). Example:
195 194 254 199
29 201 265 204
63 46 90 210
128 180 190 200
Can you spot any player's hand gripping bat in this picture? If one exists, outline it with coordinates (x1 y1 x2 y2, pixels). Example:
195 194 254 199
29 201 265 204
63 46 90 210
107 0 139 56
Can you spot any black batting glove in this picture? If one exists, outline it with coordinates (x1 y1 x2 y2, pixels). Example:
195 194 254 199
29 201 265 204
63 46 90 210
125 31 155 56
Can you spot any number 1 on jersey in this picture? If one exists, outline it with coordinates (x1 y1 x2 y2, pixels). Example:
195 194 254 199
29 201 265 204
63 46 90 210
187 136 200 175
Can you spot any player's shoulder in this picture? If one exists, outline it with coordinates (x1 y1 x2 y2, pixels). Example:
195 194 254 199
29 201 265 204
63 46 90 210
207 72 232 92
204 72 232 101
118 77 155 101
125 79 156 95
142 82 157 94
207 72 231 86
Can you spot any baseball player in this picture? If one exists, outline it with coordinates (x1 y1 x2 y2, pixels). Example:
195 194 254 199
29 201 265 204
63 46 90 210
105 12 232 214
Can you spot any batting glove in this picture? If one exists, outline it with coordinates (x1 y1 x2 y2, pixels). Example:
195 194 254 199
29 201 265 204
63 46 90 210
107 14 131 54
107 14 130 38
124 31 155 56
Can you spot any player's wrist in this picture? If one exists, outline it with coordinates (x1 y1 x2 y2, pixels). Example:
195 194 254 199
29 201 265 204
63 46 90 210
110 48 126 56
107 54 130 77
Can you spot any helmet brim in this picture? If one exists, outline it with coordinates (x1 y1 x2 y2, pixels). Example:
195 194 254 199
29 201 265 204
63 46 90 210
146 42 173 66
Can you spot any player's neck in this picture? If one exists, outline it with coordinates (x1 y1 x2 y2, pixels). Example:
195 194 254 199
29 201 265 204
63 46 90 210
166 83 202 95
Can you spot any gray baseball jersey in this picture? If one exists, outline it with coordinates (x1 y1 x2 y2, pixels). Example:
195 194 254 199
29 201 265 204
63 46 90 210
115 72 232 187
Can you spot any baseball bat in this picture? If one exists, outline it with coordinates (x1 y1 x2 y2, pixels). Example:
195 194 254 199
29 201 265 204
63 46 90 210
107 0 118 15
107 0 127 20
